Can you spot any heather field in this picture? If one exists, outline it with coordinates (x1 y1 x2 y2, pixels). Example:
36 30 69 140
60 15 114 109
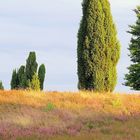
0 91 140 140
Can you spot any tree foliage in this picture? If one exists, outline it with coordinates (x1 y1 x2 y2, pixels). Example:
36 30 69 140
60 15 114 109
77 0 120 92
26 52 38 81
10 52 46 91
0 81 4 90
124 6 140 90
11 69 19 89
17 65 27 89
38 64 46 90
29 73 40 91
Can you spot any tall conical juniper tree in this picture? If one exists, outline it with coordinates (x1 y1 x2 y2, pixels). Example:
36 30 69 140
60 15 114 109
77 0 120 92
10 52 46 90
26 52 38 82
38 64 46 90
18 65 27 89
0 81 4 90
11 69 19 89
124 6 140 90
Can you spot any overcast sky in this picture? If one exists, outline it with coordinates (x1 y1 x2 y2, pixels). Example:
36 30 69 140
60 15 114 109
0 0 139 92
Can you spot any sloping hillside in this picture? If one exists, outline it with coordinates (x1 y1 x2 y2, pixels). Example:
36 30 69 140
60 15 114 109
0 90 140 140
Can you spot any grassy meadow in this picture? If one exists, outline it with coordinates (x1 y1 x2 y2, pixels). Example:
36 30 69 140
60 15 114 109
0 90 140 140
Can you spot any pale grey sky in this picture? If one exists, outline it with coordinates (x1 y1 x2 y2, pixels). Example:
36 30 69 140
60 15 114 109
0 0 139 92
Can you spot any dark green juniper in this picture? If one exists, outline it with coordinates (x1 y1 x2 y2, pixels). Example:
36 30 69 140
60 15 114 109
125 6 140 90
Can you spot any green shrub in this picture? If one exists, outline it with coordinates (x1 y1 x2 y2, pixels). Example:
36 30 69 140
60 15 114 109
44 103 56 112
29 73 40 91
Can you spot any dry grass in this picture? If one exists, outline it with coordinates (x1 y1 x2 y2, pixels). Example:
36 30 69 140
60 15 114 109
0 90 140 140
